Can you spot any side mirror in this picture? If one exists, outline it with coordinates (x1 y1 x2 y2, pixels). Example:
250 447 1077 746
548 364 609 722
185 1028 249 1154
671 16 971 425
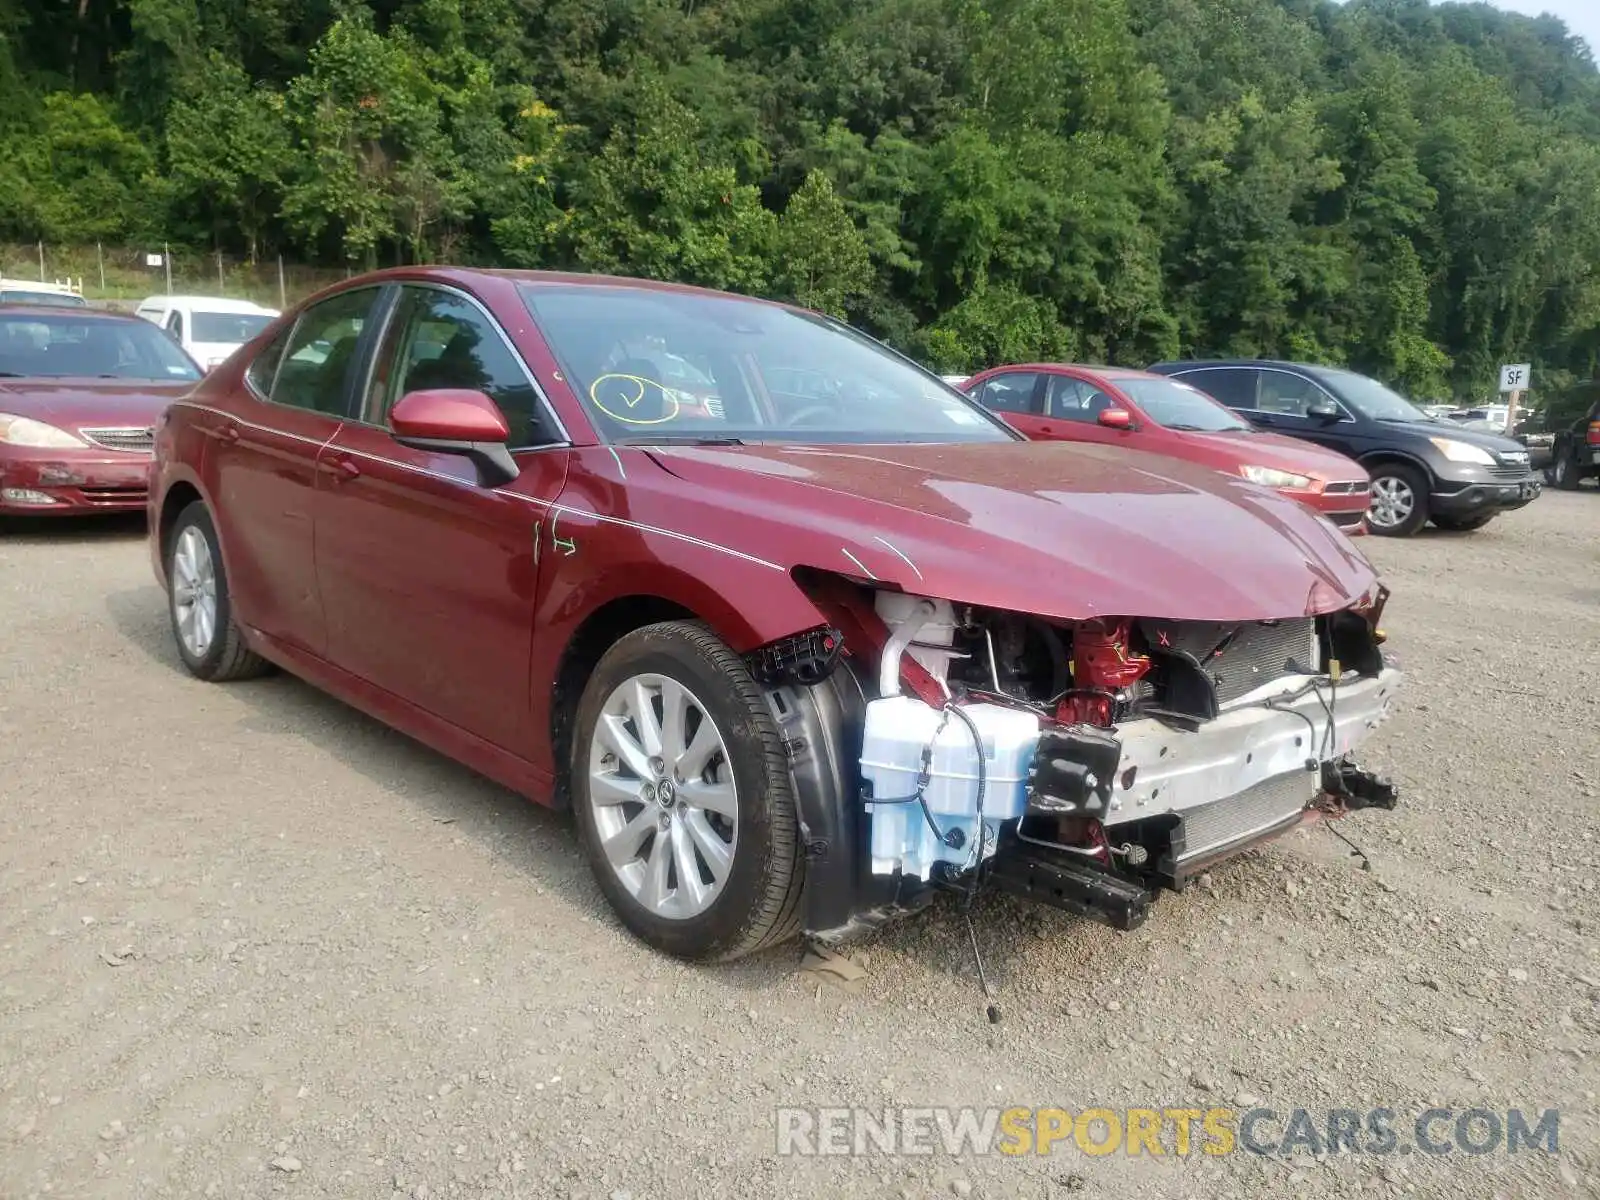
1307 400 1341 422
1098 407 1136 430
390 388 519 487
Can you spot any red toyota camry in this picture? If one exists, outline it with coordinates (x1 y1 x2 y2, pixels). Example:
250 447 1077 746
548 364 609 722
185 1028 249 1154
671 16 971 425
147 268 1402 962
0 305 202 515
963 364 1372 533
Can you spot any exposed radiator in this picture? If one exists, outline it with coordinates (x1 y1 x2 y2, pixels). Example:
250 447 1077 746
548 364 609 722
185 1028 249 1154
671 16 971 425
1170 771 1317 868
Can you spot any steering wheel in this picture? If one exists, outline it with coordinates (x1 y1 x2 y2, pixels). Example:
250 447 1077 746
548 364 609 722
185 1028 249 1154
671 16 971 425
782 404 837 428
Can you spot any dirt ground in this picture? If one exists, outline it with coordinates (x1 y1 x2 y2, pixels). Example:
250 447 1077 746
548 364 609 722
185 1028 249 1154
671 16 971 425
1 495 1596 1200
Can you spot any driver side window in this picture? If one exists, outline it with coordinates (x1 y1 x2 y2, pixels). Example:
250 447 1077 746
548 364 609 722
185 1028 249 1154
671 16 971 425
374 287 550 449
1258 371 1332 417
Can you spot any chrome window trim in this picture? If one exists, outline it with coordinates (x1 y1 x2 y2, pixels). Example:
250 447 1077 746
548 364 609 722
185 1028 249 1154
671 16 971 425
355 281 572 450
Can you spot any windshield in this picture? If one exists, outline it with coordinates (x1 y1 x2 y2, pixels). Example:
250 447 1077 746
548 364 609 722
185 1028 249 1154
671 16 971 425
1 290 87 307
1117 377 1251 432
191 311 274 344
0 313 203 381
1318 368 1428 422
518 284 1015 445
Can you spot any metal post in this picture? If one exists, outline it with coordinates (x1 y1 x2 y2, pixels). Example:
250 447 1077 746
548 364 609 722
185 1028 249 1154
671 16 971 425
277 255 287 310
217 251 225 294
97 242 105 294
37 241 44 281
1504 388 1522 437
164 243 173 295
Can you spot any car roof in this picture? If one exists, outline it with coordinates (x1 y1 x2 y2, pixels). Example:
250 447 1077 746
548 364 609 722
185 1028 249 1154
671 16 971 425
339 266 805 310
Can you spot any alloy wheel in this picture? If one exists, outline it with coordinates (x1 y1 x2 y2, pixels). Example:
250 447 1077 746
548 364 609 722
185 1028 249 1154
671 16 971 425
171 526 218 658
1368 476 1415 531
586 673 738 920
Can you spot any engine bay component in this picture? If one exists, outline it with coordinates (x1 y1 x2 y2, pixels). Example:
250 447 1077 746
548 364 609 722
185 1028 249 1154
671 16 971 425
985 835 1151 930
1320 756 1399 811
874 591 962 694
747 625 843 687
1026 726 1122 816
859 695 1039 880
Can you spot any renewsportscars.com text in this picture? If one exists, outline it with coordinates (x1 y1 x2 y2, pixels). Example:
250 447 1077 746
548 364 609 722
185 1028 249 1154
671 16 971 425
774 1106 1560 1159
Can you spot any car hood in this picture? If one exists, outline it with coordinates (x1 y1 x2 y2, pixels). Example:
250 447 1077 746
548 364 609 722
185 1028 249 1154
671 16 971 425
1382 418 1527 456
0 378 194 434
644 441 1380 622
1178 428 1367 481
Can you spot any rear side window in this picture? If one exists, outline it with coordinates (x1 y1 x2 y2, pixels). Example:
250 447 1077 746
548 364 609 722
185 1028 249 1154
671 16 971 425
1175 368 1258 410
165 310 185 342
245 327 290 398
270 289 377 416
974 372 1041 415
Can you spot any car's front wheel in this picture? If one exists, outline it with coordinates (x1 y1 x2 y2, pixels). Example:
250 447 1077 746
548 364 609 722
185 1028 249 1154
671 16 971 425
1366 464 1430 537
571 620 805 961
166 501 272 682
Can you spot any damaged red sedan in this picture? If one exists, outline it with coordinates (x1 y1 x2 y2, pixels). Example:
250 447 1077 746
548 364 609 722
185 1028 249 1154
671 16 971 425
148 269 1403 961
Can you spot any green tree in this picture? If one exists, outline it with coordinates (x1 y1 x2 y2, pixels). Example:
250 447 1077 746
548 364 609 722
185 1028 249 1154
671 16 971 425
773 169 872 316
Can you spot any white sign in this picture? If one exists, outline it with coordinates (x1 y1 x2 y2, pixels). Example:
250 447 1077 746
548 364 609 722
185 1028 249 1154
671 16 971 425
145 253 164 267
1498 363 1531 393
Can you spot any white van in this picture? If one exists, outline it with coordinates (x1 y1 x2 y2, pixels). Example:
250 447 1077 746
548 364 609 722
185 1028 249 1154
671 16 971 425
134 295 279 371
0 277 88 307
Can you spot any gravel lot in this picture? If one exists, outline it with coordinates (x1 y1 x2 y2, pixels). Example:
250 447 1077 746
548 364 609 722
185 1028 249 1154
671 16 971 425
1 496 1596 1200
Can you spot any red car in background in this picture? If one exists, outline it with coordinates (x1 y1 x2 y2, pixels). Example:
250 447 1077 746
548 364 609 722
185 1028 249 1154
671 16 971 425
963 365 1371 533
0 305 202 516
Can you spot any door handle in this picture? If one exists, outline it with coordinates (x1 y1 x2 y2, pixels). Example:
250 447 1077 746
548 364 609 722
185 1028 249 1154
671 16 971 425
218 422 240 444
327 455 361 483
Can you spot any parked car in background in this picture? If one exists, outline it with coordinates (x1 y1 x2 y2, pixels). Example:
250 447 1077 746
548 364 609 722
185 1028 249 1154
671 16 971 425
1146 360 1542 536
0 305 202 515
939 374 969 388
0 277 88 307
1448 404 1511 433
1548 397 1600 489
962 364 1371 533
134 295 279 372
1418 403 1457 420
145 267 1400 961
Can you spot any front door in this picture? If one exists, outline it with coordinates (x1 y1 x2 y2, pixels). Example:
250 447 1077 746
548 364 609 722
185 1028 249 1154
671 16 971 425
314 283 571 754
1250 369 1357 456
207 286 381 656
970 371 1047 436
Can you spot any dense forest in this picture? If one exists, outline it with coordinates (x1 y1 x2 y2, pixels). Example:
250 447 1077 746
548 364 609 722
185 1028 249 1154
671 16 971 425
1 0 1599 397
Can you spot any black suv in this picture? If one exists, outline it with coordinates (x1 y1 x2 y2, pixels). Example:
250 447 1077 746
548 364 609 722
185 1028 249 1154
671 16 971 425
1548 397 1600 490
1146 360 1543 536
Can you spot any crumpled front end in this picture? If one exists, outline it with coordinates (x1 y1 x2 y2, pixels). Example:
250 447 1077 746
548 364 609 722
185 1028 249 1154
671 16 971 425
780 576 1403 940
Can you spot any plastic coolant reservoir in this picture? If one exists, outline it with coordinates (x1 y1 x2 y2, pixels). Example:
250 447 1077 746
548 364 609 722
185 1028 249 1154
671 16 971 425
860 696 1041 881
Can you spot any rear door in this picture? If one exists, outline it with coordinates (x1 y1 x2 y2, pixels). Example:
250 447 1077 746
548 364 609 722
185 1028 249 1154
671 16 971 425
314 282 571 752
208 285 382 657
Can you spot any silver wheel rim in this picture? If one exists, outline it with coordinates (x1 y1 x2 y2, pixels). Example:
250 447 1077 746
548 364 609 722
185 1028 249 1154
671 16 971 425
1368 476 1415 529
171 526 218 659
587 673 738 920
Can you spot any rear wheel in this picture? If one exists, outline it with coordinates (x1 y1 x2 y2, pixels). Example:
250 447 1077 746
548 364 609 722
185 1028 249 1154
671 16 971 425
1365 464 1430 537
571 620 805 961
1430 513 1495 532
166 501 272 681
1552 446 1583 490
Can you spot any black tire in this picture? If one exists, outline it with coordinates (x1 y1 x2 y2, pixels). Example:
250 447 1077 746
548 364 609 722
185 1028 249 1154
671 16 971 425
1552 446 1582 491
1365 462 1430 537
1430 513 1496 532
570 620 804 961
165 501 272 682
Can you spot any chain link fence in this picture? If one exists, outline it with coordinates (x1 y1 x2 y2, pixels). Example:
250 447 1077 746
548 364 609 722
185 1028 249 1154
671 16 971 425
0 243 351 312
